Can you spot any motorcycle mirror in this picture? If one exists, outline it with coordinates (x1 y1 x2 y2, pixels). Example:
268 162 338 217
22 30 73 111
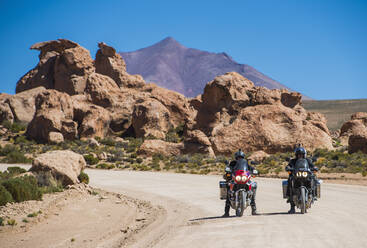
225 167 231 172
225 160 229 165
250 160 257 165
253 169 259 175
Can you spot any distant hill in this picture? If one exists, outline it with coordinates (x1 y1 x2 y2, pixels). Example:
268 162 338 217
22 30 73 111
119 37 302 98
303 99 367 131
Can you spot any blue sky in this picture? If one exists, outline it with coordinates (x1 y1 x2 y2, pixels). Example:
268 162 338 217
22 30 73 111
0 0 366 100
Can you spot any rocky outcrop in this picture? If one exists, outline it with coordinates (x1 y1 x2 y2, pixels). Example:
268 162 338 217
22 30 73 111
190 72 332 155
30 150 86 186
95 42 145 88
340 112 367 146
339 112 367 153
248 150 270 163
138 139 184 156
132 98 171 139
26 90 77 142
48 132 64 144
72 96 111 139
16 39 94 95
0 87 46 124
53 45 94 95
349 133 367 154
12 39 332 157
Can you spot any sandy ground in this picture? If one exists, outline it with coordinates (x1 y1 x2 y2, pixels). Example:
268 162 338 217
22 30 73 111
0 165 161 248
2 164 367 247
87 169 367 248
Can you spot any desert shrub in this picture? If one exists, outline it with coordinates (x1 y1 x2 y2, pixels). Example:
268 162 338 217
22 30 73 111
152 153 165 162
130 153 137 159
0 144 17 156
7 219 17 226
2 150 32 164
165 124 184 143
362 171 367 177
39 184 64 194
78 171 89 184
22 218 29 223
27 212 38 218
83 154 99 165
0 185 14 206
0 217 4 226
14 135 32 145
136 157 143 164
108 150 124 162
174 155 190 163
2 121 27 133
96 163 115 169
100 137 116 146
126 138 143 152
6 166 26 176
2 176 42 202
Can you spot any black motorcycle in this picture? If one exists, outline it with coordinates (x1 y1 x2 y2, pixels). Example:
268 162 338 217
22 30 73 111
283 158 321 214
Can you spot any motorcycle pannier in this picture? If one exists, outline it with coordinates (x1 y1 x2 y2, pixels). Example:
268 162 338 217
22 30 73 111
316 179 321 198
219 181 227 200
282 180 288 199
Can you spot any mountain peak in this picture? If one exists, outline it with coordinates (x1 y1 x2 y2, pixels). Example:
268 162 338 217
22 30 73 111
152 36 185 49
120 38 293 98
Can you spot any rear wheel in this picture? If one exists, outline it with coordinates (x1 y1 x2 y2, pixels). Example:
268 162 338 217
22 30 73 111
300 187 306 214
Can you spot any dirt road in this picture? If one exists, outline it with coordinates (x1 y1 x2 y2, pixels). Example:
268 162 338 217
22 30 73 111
87 169 367 248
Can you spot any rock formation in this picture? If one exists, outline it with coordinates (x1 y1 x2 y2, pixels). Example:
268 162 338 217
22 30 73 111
30 150 86 186
0 87 46 124
339 112 367 153
187 72 332 155
6 39 333 156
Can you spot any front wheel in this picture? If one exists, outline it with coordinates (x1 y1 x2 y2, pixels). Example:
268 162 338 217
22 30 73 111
300 187 306 214
236 191 246 217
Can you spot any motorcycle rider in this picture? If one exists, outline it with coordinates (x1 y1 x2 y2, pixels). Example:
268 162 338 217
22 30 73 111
285 146 318 214
223 149 257 217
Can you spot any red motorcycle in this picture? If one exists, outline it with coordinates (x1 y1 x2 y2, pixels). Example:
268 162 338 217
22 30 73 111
220 161 258 217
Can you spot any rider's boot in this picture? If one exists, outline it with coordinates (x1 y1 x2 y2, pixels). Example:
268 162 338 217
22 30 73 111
222 198 230 217
288 204 295 214
251 205 257 215
222 205 230 217
250 182 257 215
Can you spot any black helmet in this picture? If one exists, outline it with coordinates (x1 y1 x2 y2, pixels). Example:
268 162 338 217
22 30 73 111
234 149 245 159
295 147 306 158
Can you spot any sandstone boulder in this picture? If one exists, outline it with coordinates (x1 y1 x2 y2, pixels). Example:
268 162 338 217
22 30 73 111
26 90 77 142
280 90 302 108
30 150 86 186
72 96 111 139
348 132 367 154
54 45 94 95
183 129 215 157
340 112 367 146
48 132 64 144
16 39 93 94
0 101 14 124
209 104 332 155
201 72 253 113
248 150 270 163
95 42 145 88
138 139 184 157
143 84 195 126
132 98 171 139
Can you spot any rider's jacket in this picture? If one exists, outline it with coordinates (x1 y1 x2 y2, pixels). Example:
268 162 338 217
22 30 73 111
286 157 315 172
228 158 255 173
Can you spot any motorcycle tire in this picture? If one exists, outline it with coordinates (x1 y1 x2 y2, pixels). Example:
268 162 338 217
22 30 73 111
300 187 306 214
236 191 246 217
